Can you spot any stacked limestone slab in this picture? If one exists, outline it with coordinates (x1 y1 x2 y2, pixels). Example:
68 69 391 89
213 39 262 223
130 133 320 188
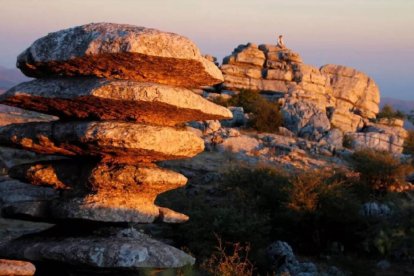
219 43 407 153
0 23 232 270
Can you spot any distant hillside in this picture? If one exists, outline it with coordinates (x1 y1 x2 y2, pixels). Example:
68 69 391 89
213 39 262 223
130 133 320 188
0 66 29 90
381 97 414 129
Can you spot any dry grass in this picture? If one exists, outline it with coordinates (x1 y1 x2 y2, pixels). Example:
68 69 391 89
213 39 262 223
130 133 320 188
201 235 255 276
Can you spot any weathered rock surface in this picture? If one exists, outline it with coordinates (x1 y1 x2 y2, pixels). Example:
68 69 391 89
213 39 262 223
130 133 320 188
348 132 405 153
0 176 58 207
218 136 261 153
219 43 388 145
49 194 188 224
16 23 223 87
0 121 204 162
345 120 408 154
321 64 380 119
221 43 303 93
266 241 344 276
329 107 364 133
0 22 236 270
1 79 232 125
282 100 331 140
6 161 189 223
0 259 35 276
0 228 195 269
0 104 56 127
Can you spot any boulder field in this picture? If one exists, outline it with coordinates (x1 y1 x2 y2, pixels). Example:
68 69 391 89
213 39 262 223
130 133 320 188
0 23 232 271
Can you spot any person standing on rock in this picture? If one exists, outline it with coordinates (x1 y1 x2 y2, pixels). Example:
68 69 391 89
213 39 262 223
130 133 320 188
277 34 285 48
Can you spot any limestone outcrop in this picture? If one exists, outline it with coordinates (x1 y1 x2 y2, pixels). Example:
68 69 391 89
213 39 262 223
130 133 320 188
321 64 380 119
217 42 406 153
347 120 408 153
0 23 232 270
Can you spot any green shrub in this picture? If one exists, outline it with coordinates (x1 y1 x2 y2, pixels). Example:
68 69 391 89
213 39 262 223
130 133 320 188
216 90 282 133
377 104 405 120
351 149 412 192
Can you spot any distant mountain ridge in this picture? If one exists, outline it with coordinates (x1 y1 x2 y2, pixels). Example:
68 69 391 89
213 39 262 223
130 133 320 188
381 97 414 113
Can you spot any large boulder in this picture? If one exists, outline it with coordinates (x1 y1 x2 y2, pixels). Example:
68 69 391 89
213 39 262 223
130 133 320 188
218 135 261 153
0 227 195 269
0 259 35 276
0 79 232 125
0 121 204 163
347 121 408 154
347 132 405 154
221 44 301 93
16 23 223 87
321 64 380 119
0 176 58 208
282 100 331 140
7 161 189 223
223 43 265 67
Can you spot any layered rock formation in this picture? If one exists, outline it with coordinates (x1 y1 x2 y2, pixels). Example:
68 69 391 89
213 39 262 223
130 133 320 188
218 43 407 153
0 23 231 271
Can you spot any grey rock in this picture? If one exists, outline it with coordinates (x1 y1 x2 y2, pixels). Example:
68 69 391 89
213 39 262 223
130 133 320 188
0 228 195 269
320 129 344 150
376 260 391 270
267 241 299 272
348 132 404 154
221 106 248 127
0 176 58 208
282 100 330 140
360 202 391 217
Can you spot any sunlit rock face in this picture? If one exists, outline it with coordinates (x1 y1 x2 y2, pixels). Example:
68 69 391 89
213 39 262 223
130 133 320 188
0 259 36 276
16 23 223 88
1 79 232 125
0 23 233 270
219 43 407 153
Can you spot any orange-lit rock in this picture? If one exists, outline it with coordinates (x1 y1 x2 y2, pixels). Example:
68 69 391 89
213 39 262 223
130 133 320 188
0 121 204 162
16 23 223 88
0 259 35 276
1 79 232 125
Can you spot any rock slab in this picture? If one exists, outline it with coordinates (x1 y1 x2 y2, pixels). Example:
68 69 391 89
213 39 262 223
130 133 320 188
17 23 223 87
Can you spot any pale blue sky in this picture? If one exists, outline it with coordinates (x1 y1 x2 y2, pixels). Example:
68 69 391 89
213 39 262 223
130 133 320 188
0 0 413 99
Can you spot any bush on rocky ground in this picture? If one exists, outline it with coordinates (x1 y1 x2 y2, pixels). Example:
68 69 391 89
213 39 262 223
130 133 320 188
158 164 390 274
214 90 282 133
351 149 412 192
376 104 405 120
157 150 414 274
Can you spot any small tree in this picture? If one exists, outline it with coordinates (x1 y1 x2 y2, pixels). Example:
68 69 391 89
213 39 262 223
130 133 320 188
221 90 283 133
377 104 405 120
351 149 412 192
